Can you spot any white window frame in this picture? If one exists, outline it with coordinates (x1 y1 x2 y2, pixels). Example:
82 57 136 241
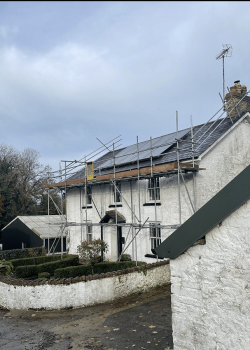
147 177 160 202
86 223 92 242
83 185 92 206
111 181 122 204
149 222 161 250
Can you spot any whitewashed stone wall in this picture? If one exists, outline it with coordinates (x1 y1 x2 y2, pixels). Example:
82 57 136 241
0 261 170 310
67 115 250 262
170 199 250 349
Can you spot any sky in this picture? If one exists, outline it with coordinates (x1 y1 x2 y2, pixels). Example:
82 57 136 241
0 1 249 175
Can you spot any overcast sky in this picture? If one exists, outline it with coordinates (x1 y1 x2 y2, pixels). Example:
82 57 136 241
0 1 249 173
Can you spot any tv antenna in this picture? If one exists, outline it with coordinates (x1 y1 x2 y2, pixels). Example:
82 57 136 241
216 44 233 108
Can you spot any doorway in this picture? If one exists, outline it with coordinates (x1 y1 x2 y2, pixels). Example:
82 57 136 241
117 226 123 256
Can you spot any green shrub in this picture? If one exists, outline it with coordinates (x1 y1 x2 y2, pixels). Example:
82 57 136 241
38 272 50 280
120 254 132 261
16 255 79 279
0 260 14 276
0 247 45 261
54 261 145 279
10 254 62 268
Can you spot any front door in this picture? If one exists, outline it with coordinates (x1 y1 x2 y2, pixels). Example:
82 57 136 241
117 226 122 256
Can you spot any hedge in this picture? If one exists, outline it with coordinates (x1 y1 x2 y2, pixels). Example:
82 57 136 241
54 261 146 279
38 272 50 280
10 254 64 269
0 247 45 261
15 255 79 279
0 260 14 276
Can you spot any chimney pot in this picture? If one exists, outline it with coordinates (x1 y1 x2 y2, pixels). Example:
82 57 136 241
241 85 247 94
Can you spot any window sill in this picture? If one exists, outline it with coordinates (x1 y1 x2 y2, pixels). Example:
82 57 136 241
143 202 161 206
82 206 92 209
109 204 122 208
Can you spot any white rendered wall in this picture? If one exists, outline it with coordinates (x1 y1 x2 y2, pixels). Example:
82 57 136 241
0 263 170 310
66 117 250 262
170 198 250 350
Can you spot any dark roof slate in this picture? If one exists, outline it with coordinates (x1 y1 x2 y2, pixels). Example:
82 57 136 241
68 112 246 181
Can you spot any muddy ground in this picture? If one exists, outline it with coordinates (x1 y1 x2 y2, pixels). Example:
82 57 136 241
0 284 172 350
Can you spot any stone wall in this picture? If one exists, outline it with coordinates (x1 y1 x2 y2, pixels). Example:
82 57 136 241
0 260 170 310
170 199 250 349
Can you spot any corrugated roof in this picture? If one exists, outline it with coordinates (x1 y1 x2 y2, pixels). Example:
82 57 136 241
2 215 66 239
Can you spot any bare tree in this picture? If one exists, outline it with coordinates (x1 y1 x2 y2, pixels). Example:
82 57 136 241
0 144 62 231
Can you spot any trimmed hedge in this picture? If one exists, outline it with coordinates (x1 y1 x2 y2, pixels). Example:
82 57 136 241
38 272 50 279
16 255 79 279
0 247 45 261
10 254 64 269
0 260 14 276
54 261 146 279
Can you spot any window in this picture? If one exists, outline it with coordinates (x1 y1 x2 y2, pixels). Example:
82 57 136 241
113 181 121 203
87 224 92 242
150 223 161 249
148 177 160 201
84 186 92 205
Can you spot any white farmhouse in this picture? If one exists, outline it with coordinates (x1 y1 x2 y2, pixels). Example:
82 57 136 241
44 81 250 264
153 117 250 349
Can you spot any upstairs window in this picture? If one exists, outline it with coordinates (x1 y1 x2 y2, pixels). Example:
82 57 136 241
113 181 121 203
150 223 161 249
148 177 160 201
84 186 92 205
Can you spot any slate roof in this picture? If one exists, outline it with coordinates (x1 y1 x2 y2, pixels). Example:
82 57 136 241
68 111 248 181
2 216 66 239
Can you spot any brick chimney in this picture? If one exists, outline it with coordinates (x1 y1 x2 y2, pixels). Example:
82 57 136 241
224 81 249 118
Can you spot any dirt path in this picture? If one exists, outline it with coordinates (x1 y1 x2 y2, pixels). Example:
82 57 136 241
0 284 172 350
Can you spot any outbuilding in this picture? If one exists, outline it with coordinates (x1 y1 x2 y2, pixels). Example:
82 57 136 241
1 215 67 253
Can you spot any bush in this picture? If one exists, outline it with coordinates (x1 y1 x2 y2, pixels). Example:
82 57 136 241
38 272 50 280
15 255 79 279
0 260 14 276
54 261 146 279
10 254 63 269
120 254 132 261
0 247 46 261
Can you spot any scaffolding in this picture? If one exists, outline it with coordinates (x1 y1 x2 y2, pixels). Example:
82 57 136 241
44 88 250 261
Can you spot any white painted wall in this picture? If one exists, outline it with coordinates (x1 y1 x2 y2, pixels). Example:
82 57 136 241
66 116 250 262
170 198 250 349
0 263 170 310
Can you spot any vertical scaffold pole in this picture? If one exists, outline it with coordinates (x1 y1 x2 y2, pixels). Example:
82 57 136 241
113 143 117 226
150 136 153 177
136 136 141 225
191 115 196 212
80 187 83 242
64 161 67 222
113 143 118 260
47 187 50 255
176 111 181 225
136 136 141 267
60 162 64 258
130 180 134 261
64 161 67 253
85 156 88 241
59 162 63 214
134 204 137 266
